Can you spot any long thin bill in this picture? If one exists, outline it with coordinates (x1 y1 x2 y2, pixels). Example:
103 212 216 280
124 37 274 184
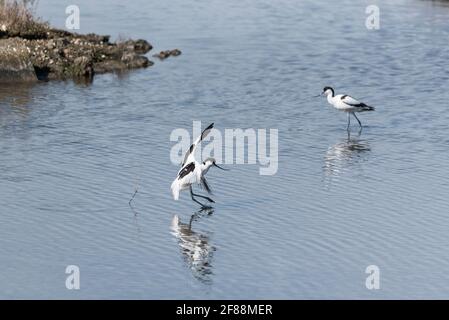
213 163 229 171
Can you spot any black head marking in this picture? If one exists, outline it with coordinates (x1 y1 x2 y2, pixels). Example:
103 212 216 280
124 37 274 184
323 86 334 97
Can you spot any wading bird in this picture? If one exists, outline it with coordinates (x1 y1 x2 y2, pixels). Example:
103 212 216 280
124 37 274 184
171 123 228 208
320 87 375 130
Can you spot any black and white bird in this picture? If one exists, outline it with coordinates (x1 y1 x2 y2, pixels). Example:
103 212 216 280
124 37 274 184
171 123 228 208
320 87 375 129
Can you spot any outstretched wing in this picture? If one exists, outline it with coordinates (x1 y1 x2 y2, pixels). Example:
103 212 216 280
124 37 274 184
200 176 213 195
181 123 214 167
341 95 363 106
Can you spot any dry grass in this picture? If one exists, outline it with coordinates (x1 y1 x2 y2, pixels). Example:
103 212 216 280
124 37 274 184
0 0 48 37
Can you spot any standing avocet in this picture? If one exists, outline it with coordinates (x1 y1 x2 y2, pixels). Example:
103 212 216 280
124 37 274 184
171 123 228 208
321 86 375 129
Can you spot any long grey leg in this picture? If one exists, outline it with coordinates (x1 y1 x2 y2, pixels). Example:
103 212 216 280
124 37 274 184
190 187 208 207
352 112 362 128
347 112 351 130
191 188 215 203
190 186 213 208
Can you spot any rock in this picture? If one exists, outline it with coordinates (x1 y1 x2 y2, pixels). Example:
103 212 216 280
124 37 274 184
0 16 156 81
153 49 182 60
121 39 152 54
170 49 182 56
131 39 152 54
153 50 170 60
0 38 37 82
55 37 70 47
63 48 71 57
121 52 152 68
84 33 110 44
94 61 120 74
93 60 127 74
46 40 55 49
72 56 94 78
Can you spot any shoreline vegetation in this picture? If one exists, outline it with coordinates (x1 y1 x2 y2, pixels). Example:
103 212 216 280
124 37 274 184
0 1 178 83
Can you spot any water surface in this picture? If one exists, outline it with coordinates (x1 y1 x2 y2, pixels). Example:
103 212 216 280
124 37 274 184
1 0 449 298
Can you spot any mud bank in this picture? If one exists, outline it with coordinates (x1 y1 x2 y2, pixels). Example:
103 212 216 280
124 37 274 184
0 25 153 82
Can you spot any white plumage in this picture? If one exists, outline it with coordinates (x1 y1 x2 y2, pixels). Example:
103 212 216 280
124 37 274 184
170 123 228 207
321 86 375 129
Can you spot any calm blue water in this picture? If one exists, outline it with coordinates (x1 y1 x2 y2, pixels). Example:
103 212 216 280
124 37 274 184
0 0 449 299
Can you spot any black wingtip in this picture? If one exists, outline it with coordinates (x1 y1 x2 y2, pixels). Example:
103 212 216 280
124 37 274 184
206 123 214 130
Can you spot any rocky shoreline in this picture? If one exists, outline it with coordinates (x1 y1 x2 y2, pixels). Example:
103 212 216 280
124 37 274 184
0 26 158 82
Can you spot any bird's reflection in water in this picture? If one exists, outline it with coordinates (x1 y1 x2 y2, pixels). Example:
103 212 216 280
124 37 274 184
170 208 216 284
324 130 371 182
